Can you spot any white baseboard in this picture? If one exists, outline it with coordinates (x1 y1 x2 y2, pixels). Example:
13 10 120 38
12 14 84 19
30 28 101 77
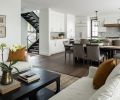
39 51 50 56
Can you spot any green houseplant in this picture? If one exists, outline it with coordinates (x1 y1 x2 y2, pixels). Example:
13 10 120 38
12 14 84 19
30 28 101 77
58 32 65 39
0 43 20 85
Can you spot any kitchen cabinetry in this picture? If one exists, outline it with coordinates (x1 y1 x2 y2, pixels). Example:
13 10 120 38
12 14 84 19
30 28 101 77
104 17 119 24
50 39 67 55
75 16 87 39
67 14 75 39
50 10 65 32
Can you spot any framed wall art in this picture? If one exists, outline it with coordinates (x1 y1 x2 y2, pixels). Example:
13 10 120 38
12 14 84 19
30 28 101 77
0 15 6 38
0 26 6 38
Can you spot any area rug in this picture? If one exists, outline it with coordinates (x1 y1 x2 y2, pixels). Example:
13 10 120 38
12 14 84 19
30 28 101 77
46 72 79 91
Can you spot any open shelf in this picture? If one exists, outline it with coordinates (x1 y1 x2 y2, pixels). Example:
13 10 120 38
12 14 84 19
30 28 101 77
104 24 120 27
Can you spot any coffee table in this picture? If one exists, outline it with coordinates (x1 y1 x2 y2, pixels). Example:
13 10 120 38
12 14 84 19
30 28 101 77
0 68 61 100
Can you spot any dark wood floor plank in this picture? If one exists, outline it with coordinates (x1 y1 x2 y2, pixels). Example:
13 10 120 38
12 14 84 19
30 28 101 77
30 52 89 78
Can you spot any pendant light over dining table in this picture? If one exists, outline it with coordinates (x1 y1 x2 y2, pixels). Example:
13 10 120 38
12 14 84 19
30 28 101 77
90 11 99 39
92 11 99 27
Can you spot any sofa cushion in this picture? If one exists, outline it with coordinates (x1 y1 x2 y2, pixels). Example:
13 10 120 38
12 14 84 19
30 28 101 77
106 63 120 83
89 75 120 100
93 59 116 89
88 66 98 78
7 48 26 61
49 77 96 100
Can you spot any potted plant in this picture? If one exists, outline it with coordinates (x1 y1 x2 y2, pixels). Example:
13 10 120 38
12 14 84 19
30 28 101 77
0 43 20 85
58 32 65 39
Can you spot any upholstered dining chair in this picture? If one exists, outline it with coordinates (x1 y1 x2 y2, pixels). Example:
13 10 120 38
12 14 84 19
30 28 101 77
112 40 120 65
73 44 86 64
112 40 120 46
80 39 89 44
63 41 73 62
86 44 104 65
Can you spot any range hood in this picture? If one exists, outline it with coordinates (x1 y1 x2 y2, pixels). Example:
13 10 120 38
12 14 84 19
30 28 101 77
104 24 120 27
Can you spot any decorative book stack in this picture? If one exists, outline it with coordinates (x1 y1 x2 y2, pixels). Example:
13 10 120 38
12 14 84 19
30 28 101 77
0 80 21 94
18 71 40 83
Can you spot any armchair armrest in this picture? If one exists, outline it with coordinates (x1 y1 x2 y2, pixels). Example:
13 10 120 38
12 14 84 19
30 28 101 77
88 66 98 78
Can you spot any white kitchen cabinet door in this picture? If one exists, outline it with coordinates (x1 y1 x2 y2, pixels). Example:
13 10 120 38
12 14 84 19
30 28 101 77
50 40 57 54
56 40 65 52
50 10 65 32
67 14 75 38
59 14 65 32
104 17 118 24
50 12 54 32
55 13 60 32
50 39 65 55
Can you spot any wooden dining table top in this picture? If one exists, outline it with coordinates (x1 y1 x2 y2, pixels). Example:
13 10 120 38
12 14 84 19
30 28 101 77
64 43 120 50
100 45 120 50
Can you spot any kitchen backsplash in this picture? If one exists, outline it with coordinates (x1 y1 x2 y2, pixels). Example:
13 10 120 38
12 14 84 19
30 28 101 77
99 27 120 38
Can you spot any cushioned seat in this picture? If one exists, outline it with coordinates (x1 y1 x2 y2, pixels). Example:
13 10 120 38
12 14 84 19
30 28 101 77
49 77 96 100
50 64 120 100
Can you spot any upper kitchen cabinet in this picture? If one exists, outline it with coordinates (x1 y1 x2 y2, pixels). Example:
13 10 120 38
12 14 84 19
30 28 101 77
50 10 65 32
67 14 75 39
104 17 119 24
75 16 87 39
103 16 120 27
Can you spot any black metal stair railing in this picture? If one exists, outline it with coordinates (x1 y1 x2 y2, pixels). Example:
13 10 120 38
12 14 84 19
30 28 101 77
21 11 39 54
21 11 39 33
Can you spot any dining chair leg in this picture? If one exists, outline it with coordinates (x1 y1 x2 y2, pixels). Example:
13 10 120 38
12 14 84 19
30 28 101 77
87 60 90 65
83 59 85 64
98 61 100 65
103 57 105 62
65 51 66 62
73 56 75 65
115 58 117 65
69 53 71 62
89 60 92 65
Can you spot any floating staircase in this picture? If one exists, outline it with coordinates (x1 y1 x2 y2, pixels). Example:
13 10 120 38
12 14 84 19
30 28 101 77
21 11 39 54
28 39 39 54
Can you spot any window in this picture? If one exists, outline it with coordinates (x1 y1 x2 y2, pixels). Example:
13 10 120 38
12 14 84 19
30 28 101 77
91 20 99 38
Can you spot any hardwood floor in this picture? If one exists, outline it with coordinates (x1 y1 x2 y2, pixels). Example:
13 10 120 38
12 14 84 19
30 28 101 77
29 52 89 78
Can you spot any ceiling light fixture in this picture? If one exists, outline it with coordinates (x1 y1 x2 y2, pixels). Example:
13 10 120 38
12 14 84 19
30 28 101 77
91 10 98 20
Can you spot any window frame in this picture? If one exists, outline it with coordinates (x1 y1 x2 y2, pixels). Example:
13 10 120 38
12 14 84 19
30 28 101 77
90 19 99 38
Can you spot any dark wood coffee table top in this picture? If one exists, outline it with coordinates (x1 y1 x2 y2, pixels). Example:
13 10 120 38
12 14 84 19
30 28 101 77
0 67 61 100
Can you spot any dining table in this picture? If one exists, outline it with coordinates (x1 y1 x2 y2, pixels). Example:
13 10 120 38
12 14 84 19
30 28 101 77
64 43 120 59
100 45 120 58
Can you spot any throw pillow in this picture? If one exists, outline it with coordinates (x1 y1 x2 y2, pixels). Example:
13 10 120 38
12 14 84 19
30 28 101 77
89 75 120 100
93 59 116 89
7 47 26 61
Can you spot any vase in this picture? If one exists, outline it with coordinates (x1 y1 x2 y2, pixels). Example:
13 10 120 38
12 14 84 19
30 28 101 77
1 70 13 85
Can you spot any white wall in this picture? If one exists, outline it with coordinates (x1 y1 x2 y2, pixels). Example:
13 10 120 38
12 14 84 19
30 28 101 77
0 0 21 46
21 18 27 47
39 8 50 56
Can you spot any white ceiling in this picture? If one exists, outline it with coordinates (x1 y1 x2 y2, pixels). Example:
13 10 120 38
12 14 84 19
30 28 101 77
22 0 120 16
